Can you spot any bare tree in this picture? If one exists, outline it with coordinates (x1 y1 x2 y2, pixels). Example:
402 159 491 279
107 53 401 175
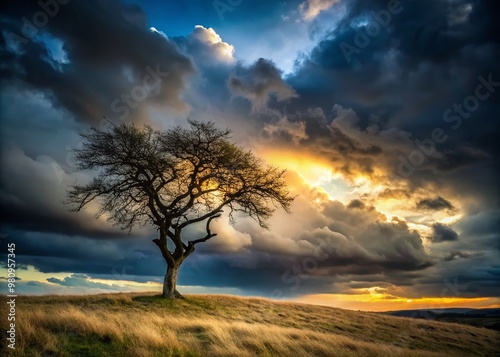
66 120 294 298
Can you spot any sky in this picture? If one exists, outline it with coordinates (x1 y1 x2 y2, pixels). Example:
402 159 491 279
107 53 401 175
0 0 499 312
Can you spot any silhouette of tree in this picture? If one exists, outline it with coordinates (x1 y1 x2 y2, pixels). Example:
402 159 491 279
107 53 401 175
66 120 294 298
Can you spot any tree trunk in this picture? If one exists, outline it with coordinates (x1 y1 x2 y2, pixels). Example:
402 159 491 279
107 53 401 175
162 264 183 299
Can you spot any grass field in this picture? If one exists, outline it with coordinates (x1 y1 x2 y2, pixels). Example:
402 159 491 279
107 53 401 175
1 293 499 356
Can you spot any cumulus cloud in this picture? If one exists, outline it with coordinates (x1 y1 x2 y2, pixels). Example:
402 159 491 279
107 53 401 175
431 223 459 243
443 251 471 261
417 196 456 212
271 104 408 181
260 116 309 145
229 58 297 110
172 25 236 70
179 178 434 296
189 26 235 62
347 199 365 209
1 0 194 124
185 212 253 254
320 200 432 271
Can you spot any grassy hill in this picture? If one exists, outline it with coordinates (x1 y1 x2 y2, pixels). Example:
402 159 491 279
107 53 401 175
1 293 499 356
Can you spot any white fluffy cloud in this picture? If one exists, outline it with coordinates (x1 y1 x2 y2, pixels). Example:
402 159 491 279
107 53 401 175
188 25 235 63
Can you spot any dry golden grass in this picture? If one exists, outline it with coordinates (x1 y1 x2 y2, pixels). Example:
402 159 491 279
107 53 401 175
1 293 498 356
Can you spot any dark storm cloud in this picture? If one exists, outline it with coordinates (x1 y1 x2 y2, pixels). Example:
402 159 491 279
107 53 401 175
0 0 197 243
0 0 194 124
0 143 129 238
431 223 459 243
347 199 365 209
454 210 500 251
285 0 500 190
424 209 500 297
443 251 470 262
0 198 126 239
0 228 165 281
320 200 432 271
416 196 455 212
229 58 297 110
407 254 500 298
0 189 434 297
263 104 406 179
0 0 498 300
47 274 117 290
458 210 500 239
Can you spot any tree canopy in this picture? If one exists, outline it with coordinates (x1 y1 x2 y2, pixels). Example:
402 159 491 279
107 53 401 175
66 120 294 297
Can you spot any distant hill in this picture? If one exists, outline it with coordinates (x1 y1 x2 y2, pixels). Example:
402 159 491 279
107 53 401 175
1 293 499 356
382 308 500 331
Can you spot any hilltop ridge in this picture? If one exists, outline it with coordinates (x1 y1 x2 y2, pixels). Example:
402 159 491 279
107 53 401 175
1 293 498 356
